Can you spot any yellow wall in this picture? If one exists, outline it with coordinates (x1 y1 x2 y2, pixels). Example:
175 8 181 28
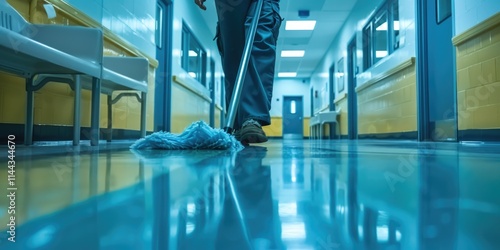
215 108 222 129
357 65 417 135
0 0 155 133
262 117 310 137
334 96 348 136
170 83 210 133
455 15 500 130
303 118 310 137
262 117 282 137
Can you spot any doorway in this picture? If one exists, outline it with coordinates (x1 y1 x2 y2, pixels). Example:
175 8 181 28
417 0 456 141
283 96 304 139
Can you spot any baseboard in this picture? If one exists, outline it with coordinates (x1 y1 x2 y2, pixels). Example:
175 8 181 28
358 131 418 140
0 123 146 144
267 136 283 139
458 129 500 142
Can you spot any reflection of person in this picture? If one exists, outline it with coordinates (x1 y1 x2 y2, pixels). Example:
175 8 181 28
215 146 283 249
195 0 282 144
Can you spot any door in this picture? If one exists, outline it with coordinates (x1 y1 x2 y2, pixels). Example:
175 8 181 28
328 63 337 138
154 0 173 132
417 0 456 141
283 96 304 139
347 37 358 139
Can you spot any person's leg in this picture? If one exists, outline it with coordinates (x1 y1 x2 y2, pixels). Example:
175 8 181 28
215 0 281 130
214 0 251 129
238 0 281 128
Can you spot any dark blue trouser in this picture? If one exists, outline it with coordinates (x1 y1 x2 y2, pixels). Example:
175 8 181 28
214 0 282 130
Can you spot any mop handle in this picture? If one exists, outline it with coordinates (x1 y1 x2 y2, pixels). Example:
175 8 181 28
224 0 264 133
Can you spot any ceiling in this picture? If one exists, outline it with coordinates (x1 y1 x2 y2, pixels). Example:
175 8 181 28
200 0 358 79
276 0 357 79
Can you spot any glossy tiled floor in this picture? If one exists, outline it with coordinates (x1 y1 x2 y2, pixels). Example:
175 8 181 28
1 139 500 250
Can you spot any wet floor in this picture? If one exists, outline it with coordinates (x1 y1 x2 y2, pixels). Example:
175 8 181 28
1 139 500 249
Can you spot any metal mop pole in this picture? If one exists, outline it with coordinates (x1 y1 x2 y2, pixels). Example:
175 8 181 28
224 0 264 133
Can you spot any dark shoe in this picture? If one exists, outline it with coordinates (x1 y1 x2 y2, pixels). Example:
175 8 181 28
234 119 268 144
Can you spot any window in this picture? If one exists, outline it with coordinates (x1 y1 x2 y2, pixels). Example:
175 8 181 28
336 58 345 92
291 100 296 114
362 24 372 70
362 0 399 70
182 23 207 86
392 0 400 50
374 12 388 64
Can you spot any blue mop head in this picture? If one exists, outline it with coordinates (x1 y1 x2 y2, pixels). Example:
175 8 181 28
130 120 243 151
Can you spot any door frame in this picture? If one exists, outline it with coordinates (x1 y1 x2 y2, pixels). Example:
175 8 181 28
209 58 215 127
154 0 173 132
220 75 225 128
328 63 337 139
282 95 304 139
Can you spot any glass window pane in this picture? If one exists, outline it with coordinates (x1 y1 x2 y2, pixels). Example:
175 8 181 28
181 24 206 86
374 12 388 64
291 100 296 114
392 0 400 50
188 38 201 81
337 58 345 92
436 0 451 23
362 24 372 70
155 4 163 49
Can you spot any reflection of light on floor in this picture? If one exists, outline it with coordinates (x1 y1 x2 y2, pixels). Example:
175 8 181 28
377 225 389 242
187 202 195 215
281 222 306 239
186 202 196 234
186 222 195 234
27 225 56 248
376 225 403 242
336 205 346 215
323 205 330 218
291 161 297 183
279 202 297 217
396 229 402 241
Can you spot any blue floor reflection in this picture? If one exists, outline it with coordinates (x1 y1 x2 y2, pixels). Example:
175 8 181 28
1 140 500 249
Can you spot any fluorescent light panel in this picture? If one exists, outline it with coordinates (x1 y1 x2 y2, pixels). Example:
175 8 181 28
281 50 305 57
285 20 316 30
278 72 297 77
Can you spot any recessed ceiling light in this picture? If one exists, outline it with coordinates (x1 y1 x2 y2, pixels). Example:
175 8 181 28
281 50 305 57
278 72 297 77
285 20 316 30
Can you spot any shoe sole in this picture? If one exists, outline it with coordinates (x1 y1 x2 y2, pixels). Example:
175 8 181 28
239 131 268 144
